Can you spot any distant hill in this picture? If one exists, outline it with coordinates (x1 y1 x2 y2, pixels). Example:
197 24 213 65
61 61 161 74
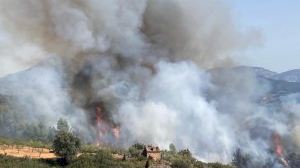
272 69 300 82
208 66 300 105
235 66 300 95
235 66 278 79
238 66 300 83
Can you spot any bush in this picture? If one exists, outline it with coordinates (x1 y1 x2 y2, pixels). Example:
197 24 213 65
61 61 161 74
178 149 192 158
80 144 100 153
128 143 144 158
194 161 205 168
67 154 97 168
171 158 192 168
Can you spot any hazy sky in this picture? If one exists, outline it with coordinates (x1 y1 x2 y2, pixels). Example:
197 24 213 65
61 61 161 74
227 0 300 72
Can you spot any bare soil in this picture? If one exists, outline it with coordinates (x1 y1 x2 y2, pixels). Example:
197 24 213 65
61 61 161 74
0 145 56 159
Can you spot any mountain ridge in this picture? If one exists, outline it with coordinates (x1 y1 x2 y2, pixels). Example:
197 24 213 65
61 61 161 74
238 66 300 82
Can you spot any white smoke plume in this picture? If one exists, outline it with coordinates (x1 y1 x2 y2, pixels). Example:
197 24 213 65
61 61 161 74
0 0 296 166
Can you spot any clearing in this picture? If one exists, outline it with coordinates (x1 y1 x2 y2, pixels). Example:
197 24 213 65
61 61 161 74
0 145 56 159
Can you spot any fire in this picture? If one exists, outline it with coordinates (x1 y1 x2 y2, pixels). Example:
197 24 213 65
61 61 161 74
273 133 284 157
95 105 109 145
95 104 121 145
272 133 289 167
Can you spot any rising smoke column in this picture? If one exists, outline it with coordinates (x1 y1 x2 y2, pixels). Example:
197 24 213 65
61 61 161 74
1 0 296 165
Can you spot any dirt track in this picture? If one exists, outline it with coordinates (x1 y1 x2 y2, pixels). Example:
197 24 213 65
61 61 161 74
0 145 56 159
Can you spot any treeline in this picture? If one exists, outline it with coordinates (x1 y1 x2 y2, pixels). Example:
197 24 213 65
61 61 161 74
0 103 56 143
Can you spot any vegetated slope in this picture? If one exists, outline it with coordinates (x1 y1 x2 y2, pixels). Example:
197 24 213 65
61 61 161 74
257 76 300 104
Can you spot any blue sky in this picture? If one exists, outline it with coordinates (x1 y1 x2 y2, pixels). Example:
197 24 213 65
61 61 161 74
227 0 300 72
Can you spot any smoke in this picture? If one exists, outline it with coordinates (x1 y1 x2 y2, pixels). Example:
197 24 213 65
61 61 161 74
0 0 297 166
281 93 300 149
116 61 235 162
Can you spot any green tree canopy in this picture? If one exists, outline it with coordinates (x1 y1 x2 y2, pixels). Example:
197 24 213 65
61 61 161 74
53 118 81 164
56 118 70 133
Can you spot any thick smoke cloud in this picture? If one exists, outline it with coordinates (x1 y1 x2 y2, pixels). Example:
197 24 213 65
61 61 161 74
0 0 296 166
116 62 235 162
0 0 255 76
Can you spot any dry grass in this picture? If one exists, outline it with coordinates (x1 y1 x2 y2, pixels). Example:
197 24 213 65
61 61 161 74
0 145 56 159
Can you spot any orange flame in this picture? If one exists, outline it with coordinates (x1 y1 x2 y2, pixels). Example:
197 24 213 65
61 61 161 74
273 133 283 157
95 105 108 145
272 133 289 167
95 104 121 145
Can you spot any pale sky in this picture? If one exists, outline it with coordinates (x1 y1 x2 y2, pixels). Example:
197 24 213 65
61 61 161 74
227 0 300 72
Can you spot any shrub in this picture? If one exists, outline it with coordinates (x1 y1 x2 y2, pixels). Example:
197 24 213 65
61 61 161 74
128 143 144 158
171 157 192 168
178 149 192 158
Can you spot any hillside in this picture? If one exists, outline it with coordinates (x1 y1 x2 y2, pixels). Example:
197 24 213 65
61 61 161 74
209 66 300 104
273 69 300 82
238 66 300 83
238 66 300 104
235 66 278 78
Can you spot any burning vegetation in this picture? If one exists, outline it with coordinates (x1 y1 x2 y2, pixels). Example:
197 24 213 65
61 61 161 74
272 133 289 167
87 102 120 146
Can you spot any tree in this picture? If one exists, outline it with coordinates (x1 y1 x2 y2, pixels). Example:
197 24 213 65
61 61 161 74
232 149 253 168
169 143 177 154
56 118 70 132
52 119 81 164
